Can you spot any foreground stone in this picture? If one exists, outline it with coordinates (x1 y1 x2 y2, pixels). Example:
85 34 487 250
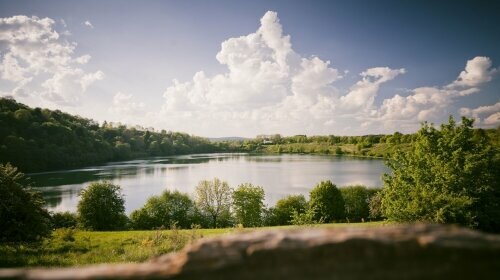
1 224 499 279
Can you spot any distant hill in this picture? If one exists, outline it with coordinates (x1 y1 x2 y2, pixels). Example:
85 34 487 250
0 98 228 173
208 137 249 143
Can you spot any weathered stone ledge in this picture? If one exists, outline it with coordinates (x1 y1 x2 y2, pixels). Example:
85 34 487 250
1 224 499 279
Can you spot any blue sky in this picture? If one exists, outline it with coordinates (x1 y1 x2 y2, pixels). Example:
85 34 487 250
0 0 498 137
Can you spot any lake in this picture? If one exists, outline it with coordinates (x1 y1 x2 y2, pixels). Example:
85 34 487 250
30 153 390 214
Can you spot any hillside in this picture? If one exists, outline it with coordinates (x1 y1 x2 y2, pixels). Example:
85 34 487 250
0 98 226 173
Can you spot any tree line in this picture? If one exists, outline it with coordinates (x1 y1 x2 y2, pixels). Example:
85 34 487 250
0 163 383 242
0 97 228 173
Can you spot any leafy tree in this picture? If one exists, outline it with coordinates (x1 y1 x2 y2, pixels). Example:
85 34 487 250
51 211 78 229
130 190 195 229
77 181 128 230
270 194 308 226
309 180 345 222
381 117 500 232
340 185 371 222
0 163 51 242
195 178 232 228
232 183 265 227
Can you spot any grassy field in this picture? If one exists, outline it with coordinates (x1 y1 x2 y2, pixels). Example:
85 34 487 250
0 222 385 268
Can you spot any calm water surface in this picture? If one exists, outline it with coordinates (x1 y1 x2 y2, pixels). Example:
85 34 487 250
30 153 389 214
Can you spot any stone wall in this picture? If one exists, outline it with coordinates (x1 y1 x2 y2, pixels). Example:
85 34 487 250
1 224 499 279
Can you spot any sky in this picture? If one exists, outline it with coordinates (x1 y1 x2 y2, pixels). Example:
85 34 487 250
0 0 499 137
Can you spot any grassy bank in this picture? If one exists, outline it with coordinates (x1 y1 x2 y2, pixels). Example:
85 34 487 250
0 222 385 268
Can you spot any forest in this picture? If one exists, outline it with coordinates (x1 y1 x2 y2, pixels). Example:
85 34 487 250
0 97 227 173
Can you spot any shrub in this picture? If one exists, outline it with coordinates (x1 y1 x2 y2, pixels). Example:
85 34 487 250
309 180 345 222
77 181 128 231
0 163 51 242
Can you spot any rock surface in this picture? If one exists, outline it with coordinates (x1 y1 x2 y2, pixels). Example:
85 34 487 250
1 224 499 279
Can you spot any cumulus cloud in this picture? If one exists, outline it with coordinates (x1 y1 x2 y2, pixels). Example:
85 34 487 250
109 92 145 115
460 102 500 127
449 56 497 88
0 15 104 106
373 57 496 127
157 11 497 136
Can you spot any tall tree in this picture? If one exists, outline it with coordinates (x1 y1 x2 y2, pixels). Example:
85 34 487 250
232 183 265 227
381 117 500 232
0 163 51 242
195 178 232 228
77 181 128 230
309 180 345 222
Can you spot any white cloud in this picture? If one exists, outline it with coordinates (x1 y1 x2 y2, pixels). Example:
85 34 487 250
83 20 94 29
340 67 405 112
0 15 104 106
109 92 145 115
460 102 500 127
372 57 497 128
449 56 497 88
157 11 497 136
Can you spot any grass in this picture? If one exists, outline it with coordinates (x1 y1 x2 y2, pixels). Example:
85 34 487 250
0 221 385 268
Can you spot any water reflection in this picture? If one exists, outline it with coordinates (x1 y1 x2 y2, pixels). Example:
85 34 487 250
30 153 389 214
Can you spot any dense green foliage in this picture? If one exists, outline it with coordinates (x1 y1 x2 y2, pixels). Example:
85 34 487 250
368 190 384 220
232 184 265 227
0 163 51 242
50 211 78 229
235 133 415 157
267 195 308 226
381 117 500 232
77 181 128 231
309 181 345 222
341 186 377 222
195 178 233 228
130 190 196 229
0 98 224 173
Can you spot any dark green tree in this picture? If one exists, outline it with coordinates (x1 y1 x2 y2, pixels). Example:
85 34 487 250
0 163 51 242
381 117 500 232
130 190 195 229
232 183 265 227
77 181 128 230
309 180 345 222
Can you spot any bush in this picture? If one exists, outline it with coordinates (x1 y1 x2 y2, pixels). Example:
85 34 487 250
270 195 308 226
309 181 345 222
232 184 265 227
77 181 128 231
130 190 195 229
51 211 78 229
381 117 500 232
0 163 51 242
